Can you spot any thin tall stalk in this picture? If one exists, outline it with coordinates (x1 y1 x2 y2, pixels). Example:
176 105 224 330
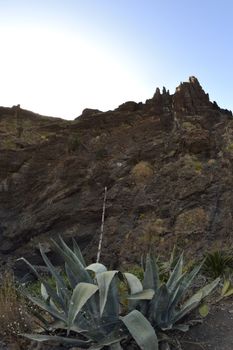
96 187 107 263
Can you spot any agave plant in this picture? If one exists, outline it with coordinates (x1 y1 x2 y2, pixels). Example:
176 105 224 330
127 252 220 332
19 237 158 350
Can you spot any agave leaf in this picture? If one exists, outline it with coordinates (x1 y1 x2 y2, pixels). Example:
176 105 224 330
166 252 183 291
19 256 66 310
172 324 189 332
167 273 186 308
173 278 219 324
17 257 40 279
221 279 231 296
153 284 170 327
128 289 154 300
143 253 160 291
22 334 91 347
169 245 177 267
105 281 120 321
72 237 87 266
109 343 123 350
30 308 51 330
65 262 77 289
121 310 158 350
96 270 119 316
52 237 92 284
40 245 69 299
199 277 220 298
70 310 94 333
172 300 200 324
50 298 61 313
89 334 125 350
20 288 66 322
167 262 203 317
124 272 143 295
86 263 107 274
67 282 99 333
185 277 220 307
41 283 49 301
40 280 66 311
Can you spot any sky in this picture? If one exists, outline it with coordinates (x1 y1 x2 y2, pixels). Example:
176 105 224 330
0 0 232 119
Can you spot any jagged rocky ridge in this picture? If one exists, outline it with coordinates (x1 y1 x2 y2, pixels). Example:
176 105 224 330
0 77 233 274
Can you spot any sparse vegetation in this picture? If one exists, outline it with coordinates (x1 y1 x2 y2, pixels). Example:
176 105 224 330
182 154 203 173
203 250 233 278
0 271 33 341
131 161 154 184
175 207 209 237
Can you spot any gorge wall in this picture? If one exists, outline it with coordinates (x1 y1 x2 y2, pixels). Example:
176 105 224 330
0 77 233 273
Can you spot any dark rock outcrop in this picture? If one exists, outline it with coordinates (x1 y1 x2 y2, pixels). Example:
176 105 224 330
0 77 233 273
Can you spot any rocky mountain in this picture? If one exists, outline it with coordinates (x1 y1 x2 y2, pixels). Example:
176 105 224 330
0 77 233 275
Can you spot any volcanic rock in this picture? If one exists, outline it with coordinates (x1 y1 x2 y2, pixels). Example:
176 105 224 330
0 77 233 274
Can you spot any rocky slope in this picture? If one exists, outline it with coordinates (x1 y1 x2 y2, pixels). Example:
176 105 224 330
0 77 233 274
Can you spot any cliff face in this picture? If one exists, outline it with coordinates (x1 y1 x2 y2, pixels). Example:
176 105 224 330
0 77 233 273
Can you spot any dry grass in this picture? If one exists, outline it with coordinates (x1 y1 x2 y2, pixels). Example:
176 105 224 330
131 161 153 184
175 207 209 237
0 271 33 342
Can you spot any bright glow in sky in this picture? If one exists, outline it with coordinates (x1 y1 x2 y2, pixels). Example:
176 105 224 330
0 0 233 119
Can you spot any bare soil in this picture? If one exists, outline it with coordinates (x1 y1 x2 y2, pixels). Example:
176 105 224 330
177 298 233 350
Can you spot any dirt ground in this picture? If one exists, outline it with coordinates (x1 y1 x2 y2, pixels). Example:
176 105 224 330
177 298 233 350
1 298 233 350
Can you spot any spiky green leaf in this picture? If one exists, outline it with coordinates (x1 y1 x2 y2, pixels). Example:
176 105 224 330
40 245 69 300
96 270 119 316
128 289 154 300
52 237 92 284
67 282 98 332
143 254 160 291
20 288 66 322
121 310 158 350
86 263 107 275
166 252 183 291
124 272 143 295
72 238 86 266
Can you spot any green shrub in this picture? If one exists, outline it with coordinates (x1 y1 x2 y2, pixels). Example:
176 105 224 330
203 250 233 278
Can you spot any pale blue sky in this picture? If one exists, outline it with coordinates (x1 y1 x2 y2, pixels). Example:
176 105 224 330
0 0 232 119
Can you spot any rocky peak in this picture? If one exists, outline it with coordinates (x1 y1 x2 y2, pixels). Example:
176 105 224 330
173 76 212 114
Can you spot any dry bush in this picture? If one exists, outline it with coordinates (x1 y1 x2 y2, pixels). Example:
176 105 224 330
131 161 153 184
141 219 165 252
0 271 33 342
175 207 209 237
